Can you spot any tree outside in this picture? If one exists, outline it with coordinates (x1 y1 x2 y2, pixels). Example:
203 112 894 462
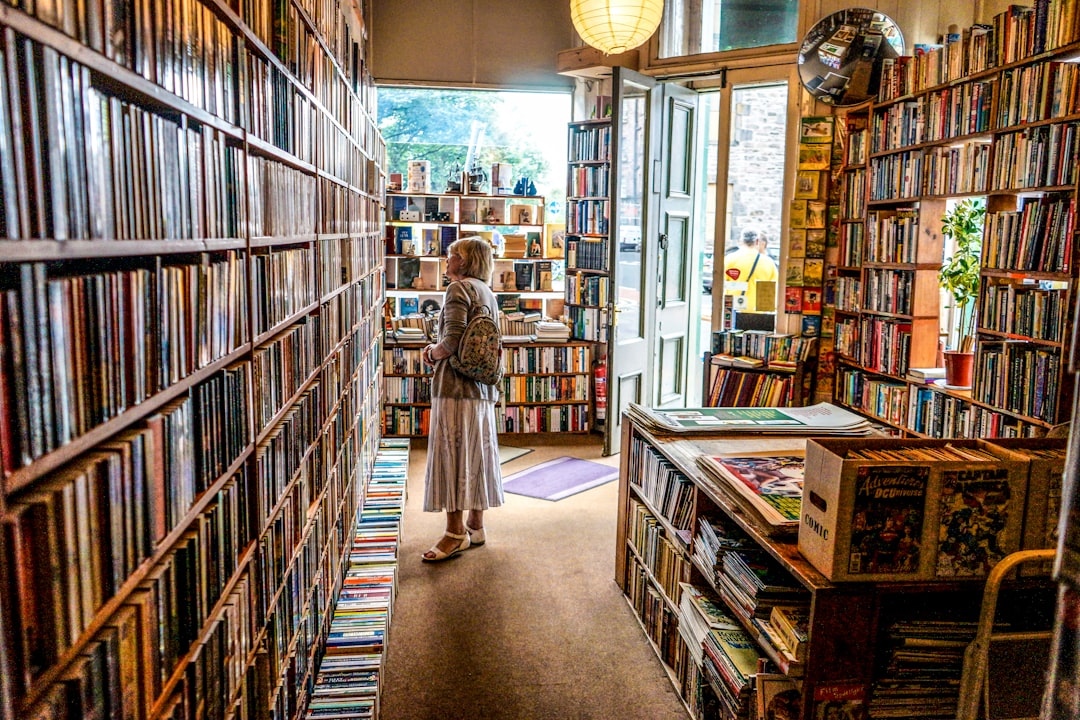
377 88 570 209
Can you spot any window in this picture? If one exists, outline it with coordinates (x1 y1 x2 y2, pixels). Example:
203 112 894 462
376 88 570 207
658 0 799 58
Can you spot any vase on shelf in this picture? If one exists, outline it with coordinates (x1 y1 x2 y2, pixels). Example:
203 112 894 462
943 350 974 389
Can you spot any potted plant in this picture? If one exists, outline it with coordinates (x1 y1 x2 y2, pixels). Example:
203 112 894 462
938 198 985 387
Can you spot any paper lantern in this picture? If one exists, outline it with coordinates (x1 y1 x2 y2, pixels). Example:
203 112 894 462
570 0 664 55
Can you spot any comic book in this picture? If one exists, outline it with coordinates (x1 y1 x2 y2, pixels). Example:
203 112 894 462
936 467 1015 577
847 465 929 576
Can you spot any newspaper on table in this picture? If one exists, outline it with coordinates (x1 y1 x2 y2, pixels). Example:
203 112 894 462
626 402 873 436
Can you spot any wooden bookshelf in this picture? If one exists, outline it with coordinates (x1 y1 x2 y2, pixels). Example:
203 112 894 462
383 191 564 319
830 9 1080 438
565 118 612 343
617 417 1056 719
703 333 817 408
381 340 593 436
0 2 386 719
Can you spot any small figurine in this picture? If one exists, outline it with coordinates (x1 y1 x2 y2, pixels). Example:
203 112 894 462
519 209 531 225
484 209 498 224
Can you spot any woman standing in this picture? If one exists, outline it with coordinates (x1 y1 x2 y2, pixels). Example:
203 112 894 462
419 236 504 561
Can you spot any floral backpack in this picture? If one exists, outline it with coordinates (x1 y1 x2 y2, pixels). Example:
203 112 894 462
448 280 504 386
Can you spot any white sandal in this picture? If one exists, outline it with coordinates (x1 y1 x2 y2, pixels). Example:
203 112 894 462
466 524 486 546
421 531 471 562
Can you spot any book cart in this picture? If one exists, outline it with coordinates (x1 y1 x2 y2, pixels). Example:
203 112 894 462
615 415 1056 720
830 7 1080 440
0 2 387 719
381 340 593 437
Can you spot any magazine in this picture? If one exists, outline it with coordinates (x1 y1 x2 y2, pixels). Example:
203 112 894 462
697 453 806 528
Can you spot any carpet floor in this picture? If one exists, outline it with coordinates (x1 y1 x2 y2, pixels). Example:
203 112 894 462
378 434 688 720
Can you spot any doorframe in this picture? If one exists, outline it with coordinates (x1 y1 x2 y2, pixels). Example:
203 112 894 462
690 64 802 357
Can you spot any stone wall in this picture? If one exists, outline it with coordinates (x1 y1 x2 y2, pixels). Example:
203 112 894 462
725 84 789 260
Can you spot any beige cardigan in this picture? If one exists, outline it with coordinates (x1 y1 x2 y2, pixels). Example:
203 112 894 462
429 278 502 400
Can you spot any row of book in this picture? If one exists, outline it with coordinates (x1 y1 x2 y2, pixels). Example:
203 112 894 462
565 238 609 272
838 224 865 271
0 32 245 241
625 560 682 670
706 368 800 409
253 319 319 429
0 255 247 472
568 164 609 198
981 193 1075 273
866 209 919 264
252 246 318 336
566 199 609 236
307 439 407 718
248 155 318 238
978 279 1067 341
383 376 431 405
836 367 910 428
565 271 609 306
877 0 1080 100
709 331 816 367
566 305 608 343
989 121 1080 191
627 437 696 535
871 81 993 154
906 384 1043 438
861 268 916 316
869 140 992 199
502 344 590 374
997 60 1080 128
973 341 1062 423
500 375 589 404
499 404 590 433
318 235 383 300
840 168 866 220
627 500 688 610
568 122 611 163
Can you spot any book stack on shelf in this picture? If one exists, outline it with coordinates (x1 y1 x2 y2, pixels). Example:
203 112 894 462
828 6 1080 440
705 331 818 408
381 341 594 437
307 439 408 720
0 2 388 718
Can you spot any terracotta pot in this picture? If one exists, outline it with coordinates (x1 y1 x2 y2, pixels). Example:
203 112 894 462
943 351 974 388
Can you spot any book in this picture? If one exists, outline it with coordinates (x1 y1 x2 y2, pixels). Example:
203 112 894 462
396 257 421 290
848 465 929 576
935 467 1018 577
513 261 534 291
769 605 810 660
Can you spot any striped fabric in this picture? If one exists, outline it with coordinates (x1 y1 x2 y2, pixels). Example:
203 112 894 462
423 397 504 512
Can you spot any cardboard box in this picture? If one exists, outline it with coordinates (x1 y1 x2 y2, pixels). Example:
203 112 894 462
799 438 1028 582
984 437 1067 577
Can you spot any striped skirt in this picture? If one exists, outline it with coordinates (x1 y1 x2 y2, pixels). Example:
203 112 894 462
423 396 504 512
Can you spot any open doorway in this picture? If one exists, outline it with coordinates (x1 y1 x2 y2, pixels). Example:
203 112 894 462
698 80 790 357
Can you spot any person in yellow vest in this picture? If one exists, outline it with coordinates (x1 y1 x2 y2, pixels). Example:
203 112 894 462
723 228 778 311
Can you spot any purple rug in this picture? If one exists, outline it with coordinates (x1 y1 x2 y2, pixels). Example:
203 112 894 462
502 456 619 501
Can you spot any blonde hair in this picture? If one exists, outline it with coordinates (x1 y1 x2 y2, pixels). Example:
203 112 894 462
449 236 494 282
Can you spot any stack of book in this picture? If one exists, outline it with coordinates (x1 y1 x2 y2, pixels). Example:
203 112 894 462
626 402 873 436
535 320 572 341
868 619 982 719
307 439 409 719
677 583 741 666
718 548 808 624
702 626 762 718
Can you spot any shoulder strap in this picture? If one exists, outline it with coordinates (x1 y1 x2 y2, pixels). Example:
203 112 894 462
740 254 762 296
456 279 491 319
